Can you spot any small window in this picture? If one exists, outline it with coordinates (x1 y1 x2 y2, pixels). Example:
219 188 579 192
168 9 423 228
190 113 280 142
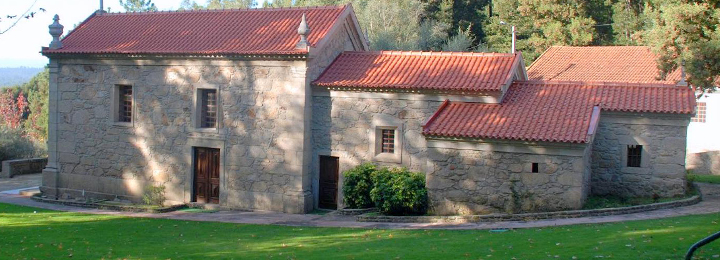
627 145 642 167
118 85 132 123
692 102 706 123
381 129 395 153
531 163 539 173
200 89 217 128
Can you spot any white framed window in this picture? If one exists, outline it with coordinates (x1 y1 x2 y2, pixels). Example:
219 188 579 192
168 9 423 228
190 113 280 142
193 85 221 132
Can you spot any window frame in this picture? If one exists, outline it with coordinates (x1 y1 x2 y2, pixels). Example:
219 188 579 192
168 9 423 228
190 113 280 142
369 114 403 164
380 128 396 154
111 84 135 127
626 145 643 168
200 89 218 128
193 85 221 133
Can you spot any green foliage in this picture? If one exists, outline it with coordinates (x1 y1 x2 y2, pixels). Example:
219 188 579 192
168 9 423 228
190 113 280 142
119 0 158 12
640 0 720 92
0 127 44 171
370 167 428 216
142 183 166 206
342 163 376 209
442 25 475 51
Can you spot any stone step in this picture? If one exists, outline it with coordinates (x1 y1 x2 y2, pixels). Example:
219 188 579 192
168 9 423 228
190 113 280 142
18 188 40 197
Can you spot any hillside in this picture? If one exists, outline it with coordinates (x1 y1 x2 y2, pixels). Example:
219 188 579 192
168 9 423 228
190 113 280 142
0 67 44 88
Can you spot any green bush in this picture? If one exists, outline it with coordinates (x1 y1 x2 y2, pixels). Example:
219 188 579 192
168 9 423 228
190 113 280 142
342 163 377 209
0 127 44 171
370 167 428 216
143 184 166 206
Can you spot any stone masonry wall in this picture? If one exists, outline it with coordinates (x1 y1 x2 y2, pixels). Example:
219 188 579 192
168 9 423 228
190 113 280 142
47 58 311 213
312 94 591 215
591 113 689 197
427 148 588 215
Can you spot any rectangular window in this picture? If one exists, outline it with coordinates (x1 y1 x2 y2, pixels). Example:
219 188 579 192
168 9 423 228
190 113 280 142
381 129 395 153
692 102 706 123
118 85 132 123
201 89 217 128
627 145 642 168
531 163 539 173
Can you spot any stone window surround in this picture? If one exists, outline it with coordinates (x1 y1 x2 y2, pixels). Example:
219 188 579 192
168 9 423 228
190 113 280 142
192 83 222 134
110 82 136 128
619 136 651 173
369 114 403 163
185 137 226 204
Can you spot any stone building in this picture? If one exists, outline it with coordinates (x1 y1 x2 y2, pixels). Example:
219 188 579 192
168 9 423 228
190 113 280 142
40 5 696 215
528 46 719 176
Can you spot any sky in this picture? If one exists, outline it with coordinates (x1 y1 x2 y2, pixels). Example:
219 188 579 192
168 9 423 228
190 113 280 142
0 0 269 68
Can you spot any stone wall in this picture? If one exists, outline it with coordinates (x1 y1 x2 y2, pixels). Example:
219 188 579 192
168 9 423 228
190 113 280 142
1 158 47 178
43 58 311 213
591 113 689 197
311 92 591 215
687 151 720 175
426 146 589 215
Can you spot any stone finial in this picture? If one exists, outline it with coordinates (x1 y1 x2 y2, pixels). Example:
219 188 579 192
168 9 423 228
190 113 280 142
295 13 310 49
48 15 64 49
677 61 688 87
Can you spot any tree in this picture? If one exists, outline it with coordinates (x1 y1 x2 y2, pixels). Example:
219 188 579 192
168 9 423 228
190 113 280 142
640 0 720 93
0 90 27 130
119 0 158 12
484 0 598 61
206 0 255 9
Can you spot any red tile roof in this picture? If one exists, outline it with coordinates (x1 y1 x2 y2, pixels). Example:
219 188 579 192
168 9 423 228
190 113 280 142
423 81 696 143
43 5 347 55
313 51 520 92
527 46 681 83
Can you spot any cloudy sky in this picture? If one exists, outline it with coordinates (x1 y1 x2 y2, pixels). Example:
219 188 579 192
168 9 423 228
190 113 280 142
0 0 268 68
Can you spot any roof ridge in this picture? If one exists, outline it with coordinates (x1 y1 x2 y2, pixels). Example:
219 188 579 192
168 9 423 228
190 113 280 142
516 80 680 88
549 45 652 49
100 4 346 15
343 50 514 57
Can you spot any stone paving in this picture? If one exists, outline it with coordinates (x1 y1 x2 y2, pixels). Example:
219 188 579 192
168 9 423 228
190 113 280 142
1 173 718 230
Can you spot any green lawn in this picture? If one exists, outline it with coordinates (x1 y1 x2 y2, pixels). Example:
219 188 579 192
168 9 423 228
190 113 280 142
1 203 719 259
690 173 720 184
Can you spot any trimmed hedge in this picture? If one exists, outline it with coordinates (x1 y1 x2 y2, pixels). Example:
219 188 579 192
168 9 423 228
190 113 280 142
342 163 376 209
342 163 427 216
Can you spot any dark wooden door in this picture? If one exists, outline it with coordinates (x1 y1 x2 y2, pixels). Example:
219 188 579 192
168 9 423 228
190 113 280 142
319 156 339 209
194 147 220 204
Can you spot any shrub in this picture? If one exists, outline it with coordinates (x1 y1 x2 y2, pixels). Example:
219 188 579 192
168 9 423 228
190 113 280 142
143 184 166 206
0 127 44 171
342 163 376 209
370 167 428 216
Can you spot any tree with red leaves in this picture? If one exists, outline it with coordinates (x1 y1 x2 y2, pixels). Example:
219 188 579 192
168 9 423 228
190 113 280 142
0 90 28 129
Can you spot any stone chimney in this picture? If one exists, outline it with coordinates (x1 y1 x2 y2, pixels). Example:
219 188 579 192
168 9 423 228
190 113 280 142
677 61 688 87
48 15 64 50
295 13 310 49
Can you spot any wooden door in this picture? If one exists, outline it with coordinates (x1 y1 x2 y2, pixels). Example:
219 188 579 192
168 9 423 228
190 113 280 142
194 147 220 204
319 156 339 209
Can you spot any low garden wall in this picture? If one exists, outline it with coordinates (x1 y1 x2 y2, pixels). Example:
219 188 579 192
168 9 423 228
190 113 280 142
0 158 47 178
687 151 720 175
356 195 701 223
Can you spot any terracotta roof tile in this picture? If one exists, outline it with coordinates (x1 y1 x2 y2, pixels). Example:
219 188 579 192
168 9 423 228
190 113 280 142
43 5 347 55
527 46 681 83
313 51 519 92
423 81 695 143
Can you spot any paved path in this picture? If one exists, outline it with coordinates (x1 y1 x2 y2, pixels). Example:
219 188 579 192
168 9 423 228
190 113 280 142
1 174 719 230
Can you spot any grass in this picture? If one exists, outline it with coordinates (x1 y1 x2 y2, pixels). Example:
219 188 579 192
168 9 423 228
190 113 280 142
1 203 719 259
689 173 720 184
